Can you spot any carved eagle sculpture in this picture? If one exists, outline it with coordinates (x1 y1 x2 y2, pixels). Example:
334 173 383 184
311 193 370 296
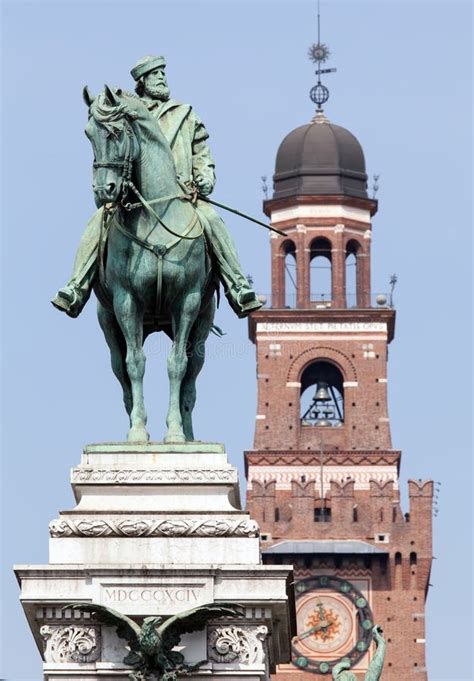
66 601 243 681
332 625 386 681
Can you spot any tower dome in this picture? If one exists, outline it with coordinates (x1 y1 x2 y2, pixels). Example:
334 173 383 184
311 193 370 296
272 113 368 200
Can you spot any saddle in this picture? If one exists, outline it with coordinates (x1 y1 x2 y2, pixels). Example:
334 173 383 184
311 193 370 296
95 205 218 329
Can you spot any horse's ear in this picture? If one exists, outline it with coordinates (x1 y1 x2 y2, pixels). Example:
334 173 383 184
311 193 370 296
83 86 95 107
104 84 120 106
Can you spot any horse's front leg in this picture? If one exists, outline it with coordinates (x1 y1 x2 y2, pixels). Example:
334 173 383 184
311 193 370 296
97 302 133 418
113 289 149 442
165 291 201 443
180 298 215 441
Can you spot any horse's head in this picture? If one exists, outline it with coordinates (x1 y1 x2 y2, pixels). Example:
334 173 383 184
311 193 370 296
84 85 140 206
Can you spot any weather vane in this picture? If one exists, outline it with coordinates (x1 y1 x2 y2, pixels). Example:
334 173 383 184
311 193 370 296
308 0 337 112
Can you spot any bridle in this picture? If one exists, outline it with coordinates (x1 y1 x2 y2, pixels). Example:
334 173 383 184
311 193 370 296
92 119 134 195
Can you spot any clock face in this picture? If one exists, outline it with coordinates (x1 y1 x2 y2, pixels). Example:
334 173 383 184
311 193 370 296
292 575 373 675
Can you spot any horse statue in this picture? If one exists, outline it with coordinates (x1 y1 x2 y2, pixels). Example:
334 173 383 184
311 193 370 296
84 85 215 443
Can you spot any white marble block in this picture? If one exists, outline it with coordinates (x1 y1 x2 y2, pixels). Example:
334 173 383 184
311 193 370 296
15 442 293 681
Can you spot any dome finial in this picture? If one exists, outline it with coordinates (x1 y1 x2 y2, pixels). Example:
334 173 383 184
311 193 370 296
308 0 337 117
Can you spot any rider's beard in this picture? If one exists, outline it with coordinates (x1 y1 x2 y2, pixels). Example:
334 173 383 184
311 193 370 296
144 83 170 101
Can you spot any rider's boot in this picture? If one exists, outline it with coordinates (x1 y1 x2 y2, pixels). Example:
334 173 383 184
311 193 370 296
51 274 97 317
226 285 263 318
51 284 84 318
51 208 104 318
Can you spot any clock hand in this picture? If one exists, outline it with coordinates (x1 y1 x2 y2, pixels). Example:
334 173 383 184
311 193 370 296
318 601 328 622
293 621 330 641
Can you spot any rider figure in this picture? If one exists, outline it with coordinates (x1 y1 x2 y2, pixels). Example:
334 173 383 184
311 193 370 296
52 55 262 319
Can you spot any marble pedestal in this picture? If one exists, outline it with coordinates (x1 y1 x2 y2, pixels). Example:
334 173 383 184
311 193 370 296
15 443 293 681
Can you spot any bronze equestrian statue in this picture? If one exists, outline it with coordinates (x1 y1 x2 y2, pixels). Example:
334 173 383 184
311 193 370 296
52 56 262 442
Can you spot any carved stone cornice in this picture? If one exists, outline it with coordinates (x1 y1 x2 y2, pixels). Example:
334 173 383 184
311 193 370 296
71 467 237 484
49 517 260 538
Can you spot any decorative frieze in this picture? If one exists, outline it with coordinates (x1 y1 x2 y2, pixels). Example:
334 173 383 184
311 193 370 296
71 468 236 484
49 517 260 538
247 466 398 492
40 625 100 663
245 451 401 467
208 625 268 665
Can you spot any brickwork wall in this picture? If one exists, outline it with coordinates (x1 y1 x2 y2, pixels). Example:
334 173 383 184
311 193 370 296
245 197 432 680
249 479 433 681
254 310 393 450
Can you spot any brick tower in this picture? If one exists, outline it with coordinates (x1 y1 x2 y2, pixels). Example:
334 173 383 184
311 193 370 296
245 109 433 680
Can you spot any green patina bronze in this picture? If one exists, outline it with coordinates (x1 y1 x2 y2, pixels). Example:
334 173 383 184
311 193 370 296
332 626 386 681
66 601 242 681
52 57 263 443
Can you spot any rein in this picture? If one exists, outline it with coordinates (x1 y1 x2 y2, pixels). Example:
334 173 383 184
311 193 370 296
122 179 203 241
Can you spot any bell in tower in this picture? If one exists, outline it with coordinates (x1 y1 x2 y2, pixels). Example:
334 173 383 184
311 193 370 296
301 364 344 428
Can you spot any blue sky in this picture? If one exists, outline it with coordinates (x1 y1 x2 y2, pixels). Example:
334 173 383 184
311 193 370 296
1 1 472 679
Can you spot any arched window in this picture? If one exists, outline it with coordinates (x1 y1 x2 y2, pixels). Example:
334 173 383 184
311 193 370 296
310 237 332 305
282 240 296 308
395 552 402 566
345 240 360 307
300 360 344 426
410 552 417 566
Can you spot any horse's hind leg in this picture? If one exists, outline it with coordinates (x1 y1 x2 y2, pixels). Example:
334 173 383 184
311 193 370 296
165 291 201 443
97 302 132 418
180 298 215 441
113 290 149 442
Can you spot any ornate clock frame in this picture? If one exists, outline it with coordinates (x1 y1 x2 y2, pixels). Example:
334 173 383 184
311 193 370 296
292 575 374 675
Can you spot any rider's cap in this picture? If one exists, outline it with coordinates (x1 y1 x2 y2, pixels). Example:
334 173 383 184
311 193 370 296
131 56 166 81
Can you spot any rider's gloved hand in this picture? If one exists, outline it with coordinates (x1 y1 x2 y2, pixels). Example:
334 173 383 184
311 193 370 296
195 176 213 196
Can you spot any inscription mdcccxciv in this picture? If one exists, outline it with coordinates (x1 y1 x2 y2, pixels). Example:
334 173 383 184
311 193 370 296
102 585 204 605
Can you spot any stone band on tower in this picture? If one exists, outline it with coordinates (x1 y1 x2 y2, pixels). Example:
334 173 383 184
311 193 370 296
245 88 433 678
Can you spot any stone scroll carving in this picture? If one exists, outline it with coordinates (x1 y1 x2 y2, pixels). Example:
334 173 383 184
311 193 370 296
208 625 268 665
71 468 236 483
49 517 259 538
40 625 100 663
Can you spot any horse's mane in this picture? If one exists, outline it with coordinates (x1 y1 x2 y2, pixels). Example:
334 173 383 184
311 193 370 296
89 89 174 166
90 89 148 135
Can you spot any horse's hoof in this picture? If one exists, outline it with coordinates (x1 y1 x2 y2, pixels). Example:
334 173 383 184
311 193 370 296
127 427 150 443
164 431 186 444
